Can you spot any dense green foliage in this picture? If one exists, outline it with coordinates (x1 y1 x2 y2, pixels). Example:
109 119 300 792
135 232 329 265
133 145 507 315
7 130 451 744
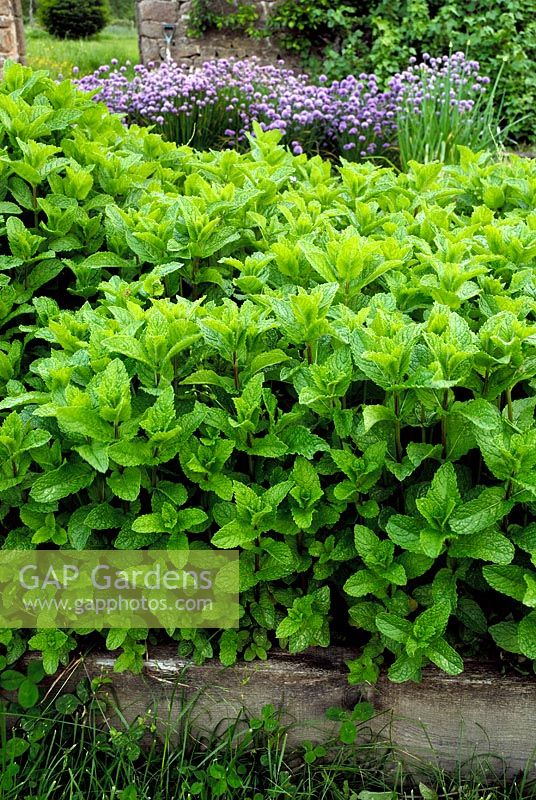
2 64 536 683
264 0 536 143
38 0 110 39
107 0 135 22
187 0 262 39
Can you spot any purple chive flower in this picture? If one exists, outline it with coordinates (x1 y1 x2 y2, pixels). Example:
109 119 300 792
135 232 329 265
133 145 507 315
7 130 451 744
72 52 491 161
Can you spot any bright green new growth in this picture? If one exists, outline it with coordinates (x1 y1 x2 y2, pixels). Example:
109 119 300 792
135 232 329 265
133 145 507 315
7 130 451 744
1 62 536 683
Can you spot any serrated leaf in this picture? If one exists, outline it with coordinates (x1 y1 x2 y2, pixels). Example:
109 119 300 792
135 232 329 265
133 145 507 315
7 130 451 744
181 370 236 392
175 508 209 530
80 252 132 269
74 442 109 473
258 539 296 580
278 425 329 458
518 612 536 659
107 467 141 501
132 513 164 533
483 565 526 601
416 462 460 529
56 407 115 442
362 405 395 432
413 602 450 641
108 440 151 467
344 570 385 597
449 528 514 564
425 638 463 675
249 350 290 374
456 598 487 635
453 398 501 430
247 434 288 457
212 520 256 548
376 612 411 643
488 621 521 654
67 506 92 550
387 442 443 481
30 462 93 503
420 528 446 558
84 504 124 531
450 487 513 535
388 653 422 683
106 629 129 650
103 336 150 366
386 515 423 552
523 572 536 607
219 630 238 666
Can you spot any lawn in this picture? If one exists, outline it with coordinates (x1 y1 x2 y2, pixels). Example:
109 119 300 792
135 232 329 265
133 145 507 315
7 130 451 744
24 22 139 78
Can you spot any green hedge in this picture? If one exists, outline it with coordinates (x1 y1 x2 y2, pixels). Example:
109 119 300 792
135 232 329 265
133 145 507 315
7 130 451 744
37 0 110 39
1 63 536 683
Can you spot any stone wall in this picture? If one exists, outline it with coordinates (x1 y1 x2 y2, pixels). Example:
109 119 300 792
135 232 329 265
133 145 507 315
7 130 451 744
136 0 297 68
0 0 25 73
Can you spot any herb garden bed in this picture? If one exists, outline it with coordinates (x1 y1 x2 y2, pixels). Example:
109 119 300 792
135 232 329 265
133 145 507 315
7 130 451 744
3 63 536 781
19 646 536 777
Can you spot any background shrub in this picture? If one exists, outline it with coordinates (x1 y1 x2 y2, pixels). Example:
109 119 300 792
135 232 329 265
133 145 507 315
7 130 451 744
107 0 135 22
24 0 133 24
38 0 111 39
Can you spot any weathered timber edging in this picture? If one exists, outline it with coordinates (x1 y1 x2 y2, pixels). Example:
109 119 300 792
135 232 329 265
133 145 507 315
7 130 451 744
16 647 536 776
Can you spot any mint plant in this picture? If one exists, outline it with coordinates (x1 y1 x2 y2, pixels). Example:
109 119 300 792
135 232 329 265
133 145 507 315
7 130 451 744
1 62 536 687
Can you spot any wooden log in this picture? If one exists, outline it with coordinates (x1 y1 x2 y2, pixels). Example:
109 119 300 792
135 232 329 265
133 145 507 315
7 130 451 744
16 647 536 777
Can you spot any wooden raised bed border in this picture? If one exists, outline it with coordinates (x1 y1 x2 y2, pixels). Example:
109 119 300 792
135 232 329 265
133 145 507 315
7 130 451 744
15 646 536 777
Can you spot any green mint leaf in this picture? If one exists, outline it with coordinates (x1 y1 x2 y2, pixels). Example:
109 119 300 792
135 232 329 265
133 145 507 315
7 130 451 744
448 528 515 564
375 612 412 643
30 462 94 503
425 638 463 675
388 653 422 683
416 462 460 529
74 442 109 473
449 487 513 535
107 467 141 501
413 602 450 642
518 612 536 660
219 630 239 667
483 565 526 601
488 621 521 654
344 570 386 598
56 407 115 442
277 425 329 458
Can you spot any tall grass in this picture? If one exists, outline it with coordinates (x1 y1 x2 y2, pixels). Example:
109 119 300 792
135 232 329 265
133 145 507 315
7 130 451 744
25 23 139 78
1 681 536 800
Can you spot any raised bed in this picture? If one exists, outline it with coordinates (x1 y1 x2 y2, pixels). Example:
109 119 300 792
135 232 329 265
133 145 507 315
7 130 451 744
26 646 536 777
